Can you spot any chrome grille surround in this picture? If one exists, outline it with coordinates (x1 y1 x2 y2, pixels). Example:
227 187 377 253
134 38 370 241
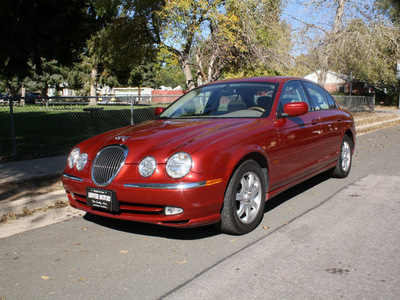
91 145 128 187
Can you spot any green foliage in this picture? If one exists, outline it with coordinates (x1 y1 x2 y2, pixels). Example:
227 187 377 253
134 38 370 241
91 0 164 69
153 48 186 88
375 0 400 24
65 63 91 94
87 0 165 90
329 18 399 87
157 0 285 86
23 59 65 95
0 0 101 80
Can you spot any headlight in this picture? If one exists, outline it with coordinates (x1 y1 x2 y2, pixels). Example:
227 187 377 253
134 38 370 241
68 147 80 168
139 156 157 177
166 152 192 179
76 153 88 171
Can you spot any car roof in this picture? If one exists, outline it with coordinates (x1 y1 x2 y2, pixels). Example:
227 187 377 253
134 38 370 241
203 76 312 86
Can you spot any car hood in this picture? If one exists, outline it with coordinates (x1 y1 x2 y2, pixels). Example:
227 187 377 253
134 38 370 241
78 118 261 164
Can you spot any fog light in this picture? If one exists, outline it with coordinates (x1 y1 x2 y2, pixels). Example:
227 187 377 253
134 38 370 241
165 206 183 216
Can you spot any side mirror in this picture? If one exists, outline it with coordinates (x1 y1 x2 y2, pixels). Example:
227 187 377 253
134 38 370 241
154 107 166 117
283 102 309 117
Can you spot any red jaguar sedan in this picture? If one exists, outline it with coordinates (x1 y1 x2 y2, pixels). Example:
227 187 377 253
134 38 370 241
62 77 355 234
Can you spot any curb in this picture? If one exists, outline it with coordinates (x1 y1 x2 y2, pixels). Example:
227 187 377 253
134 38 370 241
0 155 67 184
0 190 66 216
356 116 400 131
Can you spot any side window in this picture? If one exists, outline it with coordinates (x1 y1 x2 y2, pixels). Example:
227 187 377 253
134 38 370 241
278 81 309 114
221 94 246 113
324 90 338 108
303 82 330 110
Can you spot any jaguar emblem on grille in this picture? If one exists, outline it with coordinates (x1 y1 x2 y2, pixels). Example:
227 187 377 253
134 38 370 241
115 136 128 142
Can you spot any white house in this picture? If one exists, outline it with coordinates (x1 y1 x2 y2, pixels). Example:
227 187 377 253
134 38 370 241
304 71 350 93
113 87 153 97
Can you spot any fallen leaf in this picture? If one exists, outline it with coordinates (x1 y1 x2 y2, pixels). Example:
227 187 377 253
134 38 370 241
173 260 187 264
41 276 50 280
120 250 128 254
263 226 270 230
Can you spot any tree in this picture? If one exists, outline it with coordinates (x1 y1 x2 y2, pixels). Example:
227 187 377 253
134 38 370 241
330 18 399 87
23 59 65 96
91 0 286 91
157 0 286 89
286 0 347 84
89 0 163 98
0 0 100 81
65 60 92 95
154 49 186 88
376 0 400 24
286 0 400 87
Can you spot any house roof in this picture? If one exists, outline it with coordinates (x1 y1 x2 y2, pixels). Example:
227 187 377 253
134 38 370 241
304 70 349 84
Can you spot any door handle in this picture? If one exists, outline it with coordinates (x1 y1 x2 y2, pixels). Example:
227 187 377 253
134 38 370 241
312 118 318 125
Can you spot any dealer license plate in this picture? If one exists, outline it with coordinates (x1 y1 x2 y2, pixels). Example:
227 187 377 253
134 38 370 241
86 187 119 212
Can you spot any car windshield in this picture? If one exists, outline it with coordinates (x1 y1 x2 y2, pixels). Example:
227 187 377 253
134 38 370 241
159 82 278 119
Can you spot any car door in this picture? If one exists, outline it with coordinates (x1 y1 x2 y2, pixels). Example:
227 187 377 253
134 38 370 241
274 80 323 187
302 82 343 166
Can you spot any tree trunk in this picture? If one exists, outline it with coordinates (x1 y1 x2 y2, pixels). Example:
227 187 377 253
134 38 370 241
90 66 98 105
318 0 346 85
332 0 346 36
182 61 195 90
177 52 195 90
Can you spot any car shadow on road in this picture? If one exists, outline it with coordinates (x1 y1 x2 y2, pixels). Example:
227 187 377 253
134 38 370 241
83 213 221 240
264 172 330 213
83 173 331 240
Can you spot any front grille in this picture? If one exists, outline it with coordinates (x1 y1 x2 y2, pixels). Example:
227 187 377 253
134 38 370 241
92 145 128 186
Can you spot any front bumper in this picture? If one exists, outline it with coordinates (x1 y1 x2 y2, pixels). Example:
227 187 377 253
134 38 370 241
62 171 227 228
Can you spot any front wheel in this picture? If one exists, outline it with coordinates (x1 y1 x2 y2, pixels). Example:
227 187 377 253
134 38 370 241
219 160 267 235
332 135 353 178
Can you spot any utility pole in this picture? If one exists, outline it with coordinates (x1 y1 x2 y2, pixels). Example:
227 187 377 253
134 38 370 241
349 71 352 96
397 62 400 110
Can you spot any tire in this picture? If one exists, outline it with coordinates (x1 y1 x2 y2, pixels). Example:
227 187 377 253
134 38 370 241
219 160 267 235
332 135 353 178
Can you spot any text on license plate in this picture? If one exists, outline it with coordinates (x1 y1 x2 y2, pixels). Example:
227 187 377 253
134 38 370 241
86 187 118 212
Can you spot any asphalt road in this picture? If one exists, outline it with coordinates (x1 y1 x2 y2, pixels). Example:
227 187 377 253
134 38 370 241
1 125 400 299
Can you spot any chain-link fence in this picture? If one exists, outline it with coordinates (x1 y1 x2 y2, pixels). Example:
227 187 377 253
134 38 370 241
0 96 173 161
333 95 375 112
0 94 375 161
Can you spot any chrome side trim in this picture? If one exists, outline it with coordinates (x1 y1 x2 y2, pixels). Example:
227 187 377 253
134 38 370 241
63 173 83 182
123 181 207 190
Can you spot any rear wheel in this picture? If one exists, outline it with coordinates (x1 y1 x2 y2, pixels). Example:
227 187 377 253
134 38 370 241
219 160 267 235
332 135 353 178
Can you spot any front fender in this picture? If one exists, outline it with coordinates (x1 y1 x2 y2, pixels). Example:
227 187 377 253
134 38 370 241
191 129 277 175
